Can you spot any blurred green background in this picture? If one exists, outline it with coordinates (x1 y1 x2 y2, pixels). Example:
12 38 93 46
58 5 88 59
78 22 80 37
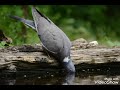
0 5 120 47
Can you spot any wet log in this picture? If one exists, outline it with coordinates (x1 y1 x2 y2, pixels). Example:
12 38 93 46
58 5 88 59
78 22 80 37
0 38 120 71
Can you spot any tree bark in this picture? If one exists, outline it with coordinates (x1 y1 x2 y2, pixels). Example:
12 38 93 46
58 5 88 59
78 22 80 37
0 38 120 71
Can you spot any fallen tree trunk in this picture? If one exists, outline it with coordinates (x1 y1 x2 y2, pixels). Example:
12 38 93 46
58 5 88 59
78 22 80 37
0 38 120 71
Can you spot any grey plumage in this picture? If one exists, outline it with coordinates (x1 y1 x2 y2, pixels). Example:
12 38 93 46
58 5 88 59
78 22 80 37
32 7 71 58
9 15 36 30
10 7 75 73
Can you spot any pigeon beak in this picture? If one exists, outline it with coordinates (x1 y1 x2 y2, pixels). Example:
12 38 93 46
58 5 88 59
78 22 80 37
63 59 75 73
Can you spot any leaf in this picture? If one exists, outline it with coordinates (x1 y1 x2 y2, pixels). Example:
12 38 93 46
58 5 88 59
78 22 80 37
1 41 7 46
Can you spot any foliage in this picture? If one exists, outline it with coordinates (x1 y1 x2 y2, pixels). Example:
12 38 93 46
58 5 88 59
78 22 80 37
0 5 120 48
0 41 6 48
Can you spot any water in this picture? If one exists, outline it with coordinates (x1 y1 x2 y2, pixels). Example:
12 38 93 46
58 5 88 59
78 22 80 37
0 67 120 85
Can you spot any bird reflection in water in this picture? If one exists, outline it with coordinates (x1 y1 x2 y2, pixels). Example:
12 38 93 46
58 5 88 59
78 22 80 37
62 72 75 85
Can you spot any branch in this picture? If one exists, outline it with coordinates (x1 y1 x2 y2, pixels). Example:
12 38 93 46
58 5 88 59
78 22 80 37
0 38 120 71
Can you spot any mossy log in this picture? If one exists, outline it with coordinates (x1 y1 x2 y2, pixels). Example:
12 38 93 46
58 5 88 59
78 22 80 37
0 38 120 71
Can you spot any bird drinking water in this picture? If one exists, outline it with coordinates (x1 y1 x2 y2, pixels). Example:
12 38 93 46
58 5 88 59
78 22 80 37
9 7 75 73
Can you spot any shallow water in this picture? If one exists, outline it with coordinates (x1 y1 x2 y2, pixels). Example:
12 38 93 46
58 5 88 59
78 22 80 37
0 67 120 85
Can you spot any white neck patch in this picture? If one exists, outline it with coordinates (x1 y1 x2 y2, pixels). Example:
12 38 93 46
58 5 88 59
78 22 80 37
63 57 70 63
